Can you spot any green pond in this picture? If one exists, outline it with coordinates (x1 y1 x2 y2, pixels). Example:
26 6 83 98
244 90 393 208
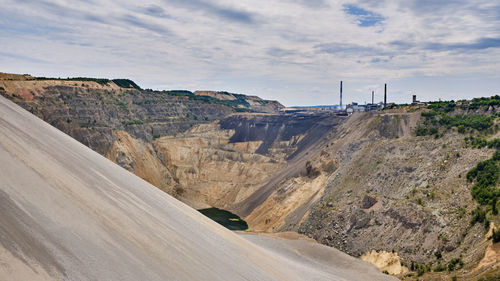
198 207 248 231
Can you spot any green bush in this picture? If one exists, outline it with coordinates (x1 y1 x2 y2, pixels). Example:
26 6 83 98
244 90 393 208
421 111 439 118
466 137 500 149
435 251 442 259
112 79 141 90
427 101 456 112
122 120 143 126
439 114 493 131
470 207 487 225
417 198 423 206
410 261 429 276
467 157 500 205
447 258 464 271
116 101 128 110
419 99 497 137
416 125 438 136
492 197 498 215
416 126 428 136
485 218 491 230
469 95 500 109
433 263 446 272
468 136 488 148
492 227 500 243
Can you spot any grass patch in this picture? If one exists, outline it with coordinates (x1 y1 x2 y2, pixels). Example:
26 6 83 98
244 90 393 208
447 258 464 271
122 120 143 126
116 101 128 110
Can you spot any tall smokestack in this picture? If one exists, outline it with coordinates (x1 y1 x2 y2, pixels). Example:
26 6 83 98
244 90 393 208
384 83 387 108
340 81 343 110
372 91 374 104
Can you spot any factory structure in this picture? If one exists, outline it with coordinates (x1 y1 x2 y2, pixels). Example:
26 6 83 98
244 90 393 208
345 82 387 114
280 81 422 115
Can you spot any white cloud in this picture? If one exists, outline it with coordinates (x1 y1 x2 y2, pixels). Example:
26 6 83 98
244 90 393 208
0 0 499 106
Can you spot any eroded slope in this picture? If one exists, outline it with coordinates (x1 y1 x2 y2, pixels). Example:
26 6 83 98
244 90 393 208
288 111 497 277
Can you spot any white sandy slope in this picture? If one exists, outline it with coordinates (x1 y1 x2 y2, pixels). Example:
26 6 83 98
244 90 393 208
0 96 396 281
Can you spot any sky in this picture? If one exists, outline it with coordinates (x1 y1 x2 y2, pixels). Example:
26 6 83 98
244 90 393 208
0 0 499 106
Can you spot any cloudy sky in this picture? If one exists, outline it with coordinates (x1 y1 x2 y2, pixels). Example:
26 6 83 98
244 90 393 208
1 0 499 106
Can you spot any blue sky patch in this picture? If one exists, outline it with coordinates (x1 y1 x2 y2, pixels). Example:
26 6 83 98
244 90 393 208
343 4 384 27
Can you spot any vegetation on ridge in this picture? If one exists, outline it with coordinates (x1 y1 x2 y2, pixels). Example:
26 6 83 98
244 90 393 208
19 75 272 113
467 151 500 206
160 90 254 112
415 96 500 229
416 98 498 136
34 76 142 89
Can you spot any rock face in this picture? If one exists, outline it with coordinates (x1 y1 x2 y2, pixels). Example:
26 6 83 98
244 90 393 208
0 82 230 155
0 96 397 281
296 111 491 268
361 250 409 275
0 76 283 155
194 90 284 113
361 195 377 209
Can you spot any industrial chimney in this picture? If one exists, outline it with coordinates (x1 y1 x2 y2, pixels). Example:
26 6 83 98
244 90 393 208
340 81 343 110
384 84 387 108
372 91 374 104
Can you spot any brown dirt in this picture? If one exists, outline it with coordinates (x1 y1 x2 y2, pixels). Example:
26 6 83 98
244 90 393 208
0 72 34 80
472 222 500 274
0 79 121 101
245 174 329 231
361 250 409 275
